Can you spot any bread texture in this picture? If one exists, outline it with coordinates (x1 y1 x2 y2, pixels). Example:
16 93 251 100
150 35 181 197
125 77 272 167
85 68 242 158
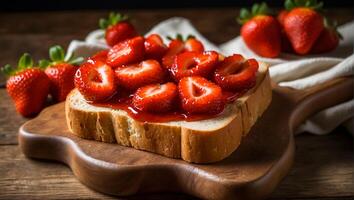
65 62 272 163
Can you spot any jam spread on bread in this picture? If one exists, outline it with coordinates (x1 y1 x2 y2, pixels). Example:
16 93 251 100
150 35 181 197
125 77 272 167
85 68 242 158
91 87 246 123
74 35 258 123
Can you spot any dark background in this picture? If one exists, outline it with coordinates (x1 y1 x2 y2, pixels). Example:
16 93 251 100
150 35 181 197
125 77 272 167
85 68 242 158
1 0 353 11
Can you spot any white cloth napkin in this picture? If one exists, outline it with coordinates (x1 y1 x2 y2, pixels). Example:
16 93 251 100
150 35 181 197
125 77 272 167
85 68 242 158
66 17 354 135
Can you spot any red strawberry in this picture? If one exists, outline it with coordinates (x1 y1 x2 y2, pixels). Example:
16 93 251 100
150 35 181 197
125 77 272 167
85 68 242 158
162 39 185 69
277 9 289 26
114 59 164 91
214 54 258 91
1 53 50 117
99 12 138 46
45 63 77 102
88 50 108 63
283 0 324 55
74 61 116 102
40 45 83 102
107 36 145 68
171 51 219 81
277 10 294 53
311 18 341 54
132 82 178 113
238 3 281 58
184 37 204 52
144 34 167 60
162 34 204 69
178 76 225 114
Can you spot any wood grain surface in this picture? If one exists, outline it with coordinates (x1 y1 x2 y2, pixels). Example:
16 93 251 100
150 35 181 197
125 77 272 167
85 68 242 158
0 8 353 200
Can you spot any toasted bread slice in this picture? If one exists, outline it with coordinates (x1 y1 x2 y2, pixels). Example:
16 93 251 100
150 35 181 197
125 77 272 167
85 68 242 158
65 62 272 163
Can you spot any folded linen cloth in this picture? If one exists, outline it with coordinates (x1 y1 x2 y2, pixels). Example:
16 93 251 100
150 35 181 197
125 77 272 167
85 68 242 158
66 17 354 135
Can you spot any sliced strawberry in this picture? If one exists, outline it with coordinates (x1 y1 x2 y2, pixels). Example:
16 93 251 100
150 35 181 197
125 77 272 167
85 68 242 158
132 82 178 113
162 35 206 69
178 76 225 114
162 39 185 69
162 55 176 70
106 36 145 68
144 34 167 60
165 39 186 56
214 54 258 92
74 61 116 102
88 50 108 63
171 51 219 81
114 59 164 91
184 37 204 52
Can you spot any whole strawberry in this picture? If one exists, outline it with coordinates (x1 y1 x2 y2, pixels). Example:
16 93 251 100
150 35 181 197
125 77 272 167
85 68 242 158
283 0 324 55
311 18 342 54
1 54 50 117
99 12 138 47
40 45 83 102
277 9 294 53
277 9 289 27
238 2 281 58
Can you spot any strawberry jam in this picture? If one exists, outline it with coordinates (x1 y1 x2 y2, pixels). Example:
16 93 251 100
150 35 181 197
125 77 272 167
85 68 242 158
90 90 245 123
78 39 257 123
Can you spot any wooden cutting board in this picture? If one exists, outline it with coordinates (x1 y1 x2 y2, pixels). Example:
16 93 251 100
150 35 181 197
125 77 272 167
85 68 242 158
18 77 353 200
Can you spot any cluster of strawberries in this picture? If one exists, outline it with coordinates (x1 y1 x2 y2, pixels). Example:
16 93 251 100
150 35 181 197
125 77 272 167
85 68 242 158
1 47 83 117
239 0 341 57
75 13 259 115
6 2 339 118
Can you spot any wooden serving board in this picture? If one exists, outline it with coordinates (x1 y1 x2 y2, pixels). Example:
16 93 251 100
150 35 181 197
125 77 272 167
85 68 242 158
18 78 353 200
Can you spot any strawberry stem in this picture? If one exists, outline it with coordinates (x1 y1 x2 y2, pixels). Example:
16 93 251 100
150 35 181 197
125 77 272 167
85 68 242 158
1 53 37 77
0 64 14 77
39 59 51 69
237 2 271 25
323 17 343 40
99 12 130 29
18 53 33 70
40 45 84 68
285 0 323 11
49 45 65 62
68 56 84 65
167 34 196 42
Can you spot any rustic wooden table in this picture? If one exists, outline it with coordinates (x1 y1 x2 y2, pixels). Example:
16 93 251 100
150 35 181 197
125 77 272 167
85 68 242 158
0 8 353 200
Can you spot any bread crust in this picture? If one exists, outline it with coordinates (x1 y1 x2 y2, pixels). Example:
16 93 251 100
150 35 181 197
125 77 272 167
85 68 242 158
65 64 272 163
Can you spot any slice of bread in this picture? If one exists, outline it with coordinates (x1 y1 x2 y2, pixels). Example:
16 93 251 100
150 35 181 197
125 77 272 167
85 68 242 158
65 62 272 163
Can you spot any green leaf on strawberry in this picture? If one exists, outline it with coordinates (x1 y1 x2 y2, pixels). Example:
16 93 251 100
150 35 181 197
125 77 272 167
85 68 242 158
323 17 343 40
39 59 51 68
18 53 34 69
285 0 323 11
1 64 13 76
237 2 271 25
167 34 195 42
99 12 130 30
67 57 84 65
1 53 36 77
39 45 84 68
49 45 65 62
